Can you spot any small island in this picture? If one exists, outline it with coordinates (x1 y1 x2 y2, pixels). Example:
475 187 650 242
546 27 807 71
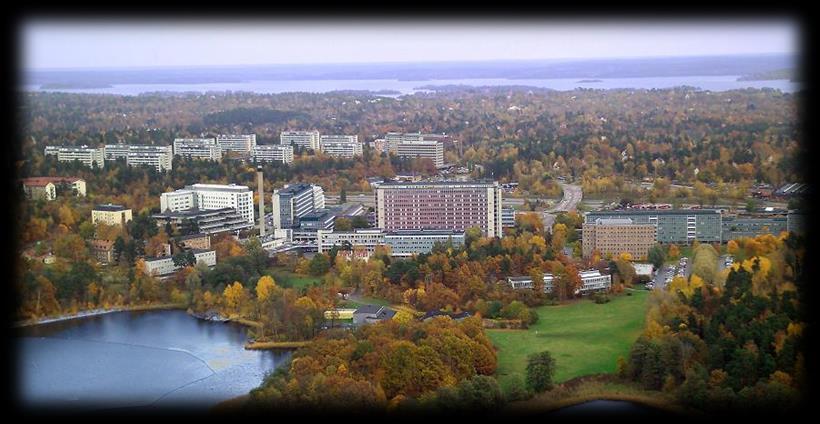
576 79 603 83
737 68 796 82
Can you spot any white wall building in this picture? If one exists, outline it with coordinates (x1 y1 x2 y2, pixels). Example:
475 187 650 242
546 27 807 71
578 270 612 294
253 144 294 164
396 140 444 167
317 229 385 255
143 249 217 277
126 145 173 172
160 183 255 225
280 130 320 150
316 229 466 258
507 274 555 292
173 138 222 161
272 183 325 229
45 145 105 169
216 134 257 154
319 135 362 158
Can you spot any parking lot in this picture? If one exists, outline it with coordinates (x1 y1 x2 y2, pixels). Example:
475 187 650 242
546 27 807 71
648 254 733 291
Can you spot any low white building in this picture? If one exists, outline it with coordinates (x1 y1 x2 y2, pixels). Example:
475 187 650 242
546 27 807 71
578 269 612 294
143 249 217 277
633 263 655 278
507 274 555 293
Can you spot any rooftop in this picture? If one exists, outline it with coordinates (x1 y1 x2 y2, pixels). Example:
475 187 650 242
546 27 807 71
94 203 129 212
379 180 498 187
587 209 721 216
21 176 84 186
187 183 250 192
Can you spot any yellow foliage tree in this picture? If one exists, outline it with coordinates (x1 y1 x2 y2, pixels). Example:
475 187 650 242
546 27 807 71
223 281 245 313
255 275 278 302
726 239 739 255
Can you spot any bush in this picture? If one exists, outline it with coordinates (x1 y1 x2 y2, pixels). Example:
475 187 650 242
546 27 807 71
504 374 533 402
593 293 611 304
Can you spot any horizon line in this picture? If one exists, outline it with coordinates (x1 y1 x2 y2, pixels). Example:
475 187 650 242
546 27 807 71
25 52 795 73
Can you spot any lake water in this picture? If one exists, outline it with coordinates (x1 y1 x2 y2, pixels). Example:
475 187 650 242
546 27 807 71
551 399 669 416
22 75 798 96
15 309 291 412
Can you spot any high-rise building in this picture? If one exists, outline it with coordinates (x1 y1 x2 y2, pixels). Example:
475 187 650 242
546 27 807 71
160 183 254 225
280 130 320 150
581 218 657 259
253 145 294 164
319 135 362 158
271 183 325 229
44 145 105 169
173 138 222 161
216 134 257 154
385 132 425 153
584 209 722 244
375 181 503 238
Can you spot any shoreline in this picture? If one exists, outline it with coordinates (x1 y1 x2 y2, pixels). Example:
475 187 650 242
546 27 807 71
14 303 187 328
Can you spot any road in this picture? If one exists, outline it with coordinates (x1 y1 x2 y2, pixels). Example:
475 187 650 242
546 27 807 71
542 183 583 232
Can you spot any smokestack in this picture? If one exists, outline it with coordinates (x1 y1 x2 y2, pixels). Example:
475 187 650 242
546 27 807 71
257 166 265 237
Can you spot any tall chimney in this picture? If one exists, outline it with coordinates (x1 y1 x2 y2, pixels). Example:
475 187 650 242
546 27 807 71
257 165 265 237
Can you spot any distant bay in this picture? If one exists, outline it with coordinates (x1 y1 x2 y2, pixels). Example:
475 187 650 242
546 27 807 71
21 75 798 96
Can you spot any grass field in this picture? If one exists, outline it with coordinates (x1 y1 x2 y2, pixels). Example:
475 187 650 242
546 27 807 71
267 268 323 290
487 289 649 392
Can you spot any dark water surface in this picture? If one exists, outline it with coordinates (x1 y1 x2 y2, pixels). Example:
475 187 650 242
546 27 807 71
16 309 291 411
551 399 669 416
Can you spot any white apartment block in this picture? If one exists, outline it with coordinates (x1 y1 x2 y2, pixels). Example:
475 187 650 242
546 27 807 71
385 132 425 153
173 138 222 161
253 144 294 164
143 249 217 277
280 130 320 150
216 134 257 154
319 135 363 158
160 183 255 225
396 140 444 168
126 145 173 172
44 145 105 169
103 144 173 172
316 229 466 258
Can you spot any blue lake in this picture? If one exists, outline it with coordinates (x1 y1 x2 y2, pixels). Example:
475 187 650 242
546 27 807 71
22 75 798 96
15 309 290 411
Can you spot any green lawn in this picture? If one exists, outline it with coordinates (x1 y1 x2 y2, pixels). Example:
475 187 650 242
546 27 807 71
341 296 392 309
487 289 649 392
267 268 323 290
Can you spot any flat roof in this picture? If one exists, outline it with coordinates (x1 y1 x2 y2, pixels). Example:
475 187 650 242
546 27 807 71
153 207 238 218
187 183 250 192
587 209 720 216
379 180 497 187
94 204 129 212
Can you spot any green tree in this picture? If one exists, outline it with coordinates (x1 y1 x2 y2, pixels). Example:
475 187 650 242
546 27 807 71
308 253 331 276
648 244 666 269
525 350 556 393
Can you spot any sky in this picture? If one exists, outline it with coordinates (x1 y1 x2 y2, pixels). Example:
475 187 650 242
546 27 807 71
22 19 799 70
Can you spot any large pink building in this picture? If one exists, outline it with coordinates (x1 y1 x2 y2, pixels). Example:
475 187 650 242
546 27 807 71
375 181 503 238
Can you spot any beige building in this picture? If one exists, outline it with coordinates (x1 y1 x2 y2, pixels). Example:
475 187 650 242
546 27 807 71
91 204 133 227
582 218 656 259
174 233 211 252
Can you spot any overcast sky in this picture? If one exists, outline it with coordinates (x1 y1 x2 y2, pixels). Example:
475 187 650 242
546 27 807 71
22 19 798 70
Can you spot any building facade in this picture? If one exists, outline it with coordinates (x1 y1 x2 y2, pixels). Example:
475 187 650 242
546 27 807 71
280 130 320 150
319 135 363 158
89 239 115 264
375 181 503 238
395 140 444 168
507 274 555 293
126 145 173 172
271 183 326 229
91 204 133 227
584 209 722 244
23 176 87 198
581 218 657 259
253 144 294 164
216 134 257 154
384 229 466 257
160 183 254 225
579 270 612 294
173 138 222 161
721 213 788 240
173 233 211 252
153 207 253 235
143 249 216 277
501 207 516 228
45 145 105 169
